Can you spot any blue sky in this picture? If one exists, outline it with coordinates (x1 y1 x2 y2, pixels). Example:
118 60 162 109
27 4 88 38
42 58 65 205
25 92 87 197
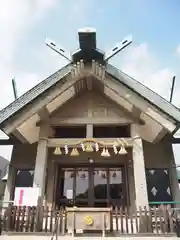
15 0 180 67
0 0 180 161
11 0 180 98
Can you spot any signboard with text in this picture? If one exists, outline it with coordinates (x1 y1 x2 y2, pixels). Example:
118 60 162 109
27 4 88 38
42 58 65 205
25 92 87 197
66 189 73 199
14 187 39 206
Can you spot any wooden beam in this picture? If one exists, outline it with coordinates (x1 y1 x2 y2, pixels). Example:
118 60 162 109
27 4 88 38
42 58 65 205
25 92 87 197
104 89 144 125
0 139 14 145
47 137 135 148
171 137 180 144
102 75 177 133
131 106 141 119
153 128 168 143
46 86 75 113
48 117 134 125
12 129 29 143
2 73 77 134
38 107 50 122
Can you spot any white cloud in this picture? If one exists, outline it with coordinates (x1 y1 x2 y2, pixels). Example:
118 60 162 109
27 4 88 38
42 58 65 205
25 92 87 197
176 45 180 56
116 43 180 164
36 0 58 12
0 1 58 62
0 0 93 110
0 0 92 161
0 1 179 164
0 0 59 109
70 0 92 18
119 43 175 102
120 43 180 108
0 0 59 160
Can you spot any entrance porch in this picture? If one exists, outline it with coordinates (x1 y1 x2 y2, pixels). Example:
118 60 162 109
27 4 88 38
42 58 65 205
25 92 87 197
44 134 147 210
4 133 178 211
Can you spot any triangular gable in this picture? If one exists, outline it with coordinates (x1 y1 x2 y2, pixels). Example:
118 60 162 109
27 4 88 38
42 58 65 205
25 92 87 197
50 92 135 124
0 62 179 144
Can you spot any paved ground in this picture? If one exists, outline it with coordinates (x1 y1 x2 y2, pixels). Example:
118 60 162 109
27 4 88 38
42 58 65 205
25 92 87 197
0 236 180 240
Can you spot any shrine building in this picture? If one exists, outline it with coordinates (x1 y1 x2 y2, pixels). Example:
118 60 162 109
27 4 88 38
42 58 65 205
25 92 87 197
1 29 180 210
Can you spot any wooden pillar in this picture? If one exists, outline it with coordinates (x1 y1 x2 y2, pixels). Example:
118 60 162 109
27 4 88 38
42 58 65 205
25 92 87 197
131 124 149 209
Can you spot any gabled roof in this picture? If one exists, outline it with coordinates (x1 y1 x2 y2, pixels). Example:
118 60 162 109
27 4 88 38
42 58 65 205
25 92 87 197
0 62 179 127
107 64 180 123
0 64 71 124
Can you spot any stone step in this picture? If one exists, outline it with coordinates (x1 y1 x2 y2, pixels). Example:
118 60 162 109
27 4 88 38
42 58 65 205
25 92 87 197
0 235 179 240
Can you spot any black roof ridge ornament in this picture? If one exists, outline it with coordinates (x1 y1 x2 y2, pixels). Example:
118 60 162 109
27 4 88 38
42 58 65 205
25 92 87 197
45 27 132 64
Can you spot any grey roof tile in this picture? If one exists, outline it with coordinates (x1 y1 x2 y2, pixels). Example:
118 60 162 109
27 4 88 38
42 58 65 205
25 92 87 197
0 64 71 124
106 64 180 122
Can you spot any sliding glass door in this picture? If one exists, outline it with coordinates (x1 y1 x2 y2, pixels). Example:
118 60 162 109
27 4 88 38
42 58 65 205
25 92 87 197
93 168 124 207
56 166 126 208
75 168 89 206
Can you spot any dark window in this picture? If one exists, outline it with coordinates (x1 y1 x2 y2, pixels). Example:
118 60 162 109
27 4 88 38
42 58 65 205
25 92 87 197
54 126 86 138
15 170 34 188
93 125 130 138
146 168 173 205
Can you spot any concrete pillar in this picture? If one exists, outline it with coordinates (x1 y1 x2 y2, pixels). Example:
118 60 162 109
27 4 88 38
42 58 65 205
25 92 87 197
169 144 180 205
86 124 93 138
46 160 54 206
131 124 149 209
3 164 14 206
128 164 136 211
33 137 48 199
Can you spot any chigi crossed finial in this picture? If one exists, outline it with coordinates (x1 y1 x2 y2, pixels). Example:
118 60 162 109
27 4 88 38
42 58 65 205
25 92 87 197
45 27 132 64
